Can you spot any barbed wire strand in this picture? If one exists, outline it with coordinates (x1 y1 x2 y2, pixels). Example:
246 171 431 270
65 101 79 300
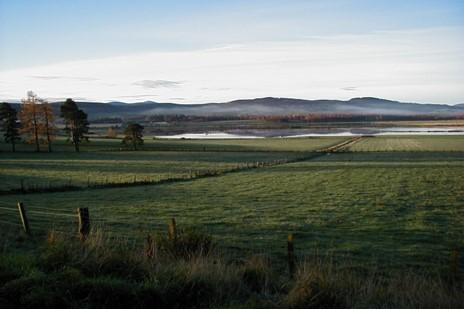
28 210 77 218
0 219 20 227
0 206 17 212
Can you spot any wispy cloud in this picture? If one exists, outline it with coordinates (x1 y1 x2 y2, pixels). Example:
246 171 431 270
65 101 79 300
30 75 99 82
341 86 358 91
42 96 91 102
201 87 232 91
117 94 159 98
30 75 62 80
133 80 182 89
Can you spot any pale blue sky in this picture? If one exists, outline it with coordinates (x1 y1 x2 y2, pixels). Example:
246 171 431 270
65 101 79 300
1 0 463 69
0 0 463 103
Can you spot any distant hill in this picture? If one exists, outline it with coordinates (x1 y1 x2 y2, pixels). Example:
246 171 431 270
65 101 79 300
5 97 464 121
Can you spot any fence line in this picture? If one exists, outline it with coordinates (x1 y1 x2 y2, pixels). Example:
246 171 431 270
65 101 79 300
1 200 461 279
0 200 25 207
0 219 20 226
0 205 78 218
0 152 329 196
15 205 74 212
0 206 17 212
28 210 77 218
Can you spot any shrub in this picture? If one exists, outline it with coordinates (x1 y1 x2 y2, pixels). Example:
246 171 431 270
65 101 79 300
2 229 464 308
154 228 213 260
241 255 274 293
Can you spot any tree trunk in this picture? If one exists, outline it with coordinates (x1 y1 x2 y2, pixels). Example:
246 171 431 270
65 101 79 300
11 140 16 153
133 132 137 151
32 111 40 152
45 112 52 152
72 121 80 152
74 138 80 152
34 125 40 152
32 113 39 152
45 126 52 152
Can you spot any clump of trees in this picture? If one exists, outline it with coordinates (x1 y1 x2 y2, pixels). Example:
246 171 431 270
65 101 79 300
2 92 145 153
1 92 89 153
122 123 144 150
0 91 144 152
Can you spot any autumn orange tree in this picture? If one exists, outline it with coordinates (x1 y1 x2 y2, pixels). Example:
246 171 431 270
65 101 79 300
19 92 56 152
106 126 118 138
19 91 41 152
38 100 56 152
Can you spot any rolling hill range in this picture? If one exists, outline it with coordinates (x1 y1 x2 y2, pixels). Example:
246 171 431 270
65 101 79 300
6 97 464 121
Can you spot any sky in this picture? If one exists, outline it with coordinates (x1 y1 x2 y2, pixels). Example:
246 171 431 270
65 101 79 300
0 0 463 104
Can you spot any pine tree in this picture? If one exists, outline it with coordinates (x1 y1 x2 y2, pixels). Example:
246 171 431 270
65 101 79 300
122 123 144 150
60 98 89 152
0 102 21 152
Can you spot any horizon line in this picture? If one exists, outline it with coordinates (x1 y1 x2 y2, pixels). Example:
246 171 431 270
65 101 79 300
2 96 463 106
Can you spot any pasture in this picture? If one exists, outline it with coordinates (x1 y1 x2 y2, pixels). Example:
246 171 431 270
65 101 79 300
348 135 464 152
1 135 464 272
0 151 303 191
0 136 344 191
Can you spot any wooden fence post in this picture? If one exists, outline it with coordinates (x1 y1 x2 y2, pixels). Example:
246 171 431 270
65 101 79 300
77 208 90 241
17 202 31 235
20 179 25 193
145 234 156 259
288 233 295 279
168 218 177 241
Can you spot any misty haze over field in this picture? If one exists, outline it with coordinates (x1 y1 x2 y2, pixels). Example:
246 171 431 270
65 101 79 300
6 97 464 121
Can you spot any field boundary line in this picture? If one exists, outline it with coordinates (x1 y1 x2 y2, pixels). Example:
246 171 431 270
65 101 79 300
0 137 357 196
0 153 321 196
318 136 363 153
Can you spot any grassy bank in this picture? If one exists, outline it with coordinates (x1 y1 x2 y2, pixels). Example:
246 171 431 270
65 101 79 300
1 229 462 308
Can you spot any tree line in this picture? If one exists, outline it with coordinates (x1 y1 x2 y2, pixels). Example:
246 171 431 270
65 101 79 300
0 92 144 152
146 113 464 123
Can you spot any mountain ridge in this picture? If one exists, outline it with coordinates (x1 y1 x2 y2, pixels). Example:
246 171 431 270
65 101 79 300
4 97 464 121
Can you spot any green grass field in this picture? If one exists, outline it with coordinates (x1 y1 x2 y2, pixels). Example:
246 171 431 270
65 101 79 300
0 151 304 191
348 135 464 152
0 136 347 152
151 136 348 152
1 135 464 272
0 136 344 191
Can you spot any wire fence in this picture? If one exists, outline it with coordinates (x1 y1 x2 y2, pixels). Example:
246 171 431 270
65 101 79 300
0 202 162 241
